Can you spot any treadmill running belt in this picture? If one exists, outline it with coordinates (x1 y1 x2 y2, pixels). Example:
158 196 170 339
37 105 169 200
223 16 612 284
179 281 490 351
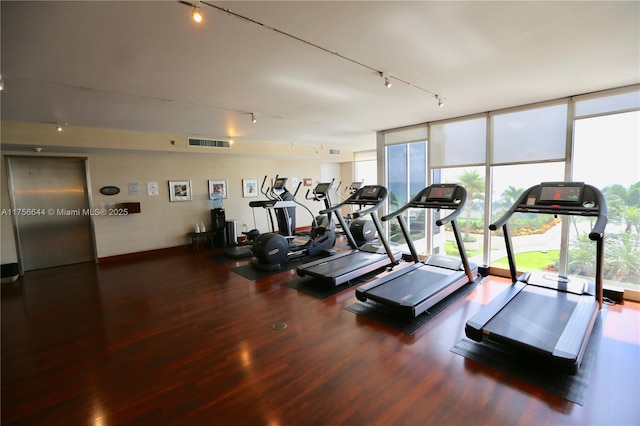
484 286 580 352
452 307 607 406
301 251 388 277
363 266 455 306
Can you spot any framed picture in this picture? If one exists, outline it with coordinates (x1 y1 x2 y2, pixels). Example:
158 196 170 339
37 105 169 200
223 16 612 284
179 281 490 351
169 180 192 202
208 179 228 199
304 178 313 186
243 178 259 198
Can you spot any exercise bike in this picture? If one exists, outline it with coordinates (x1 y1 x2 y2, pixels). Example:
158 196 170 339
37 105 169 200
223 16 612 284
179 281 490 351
252 179 337 271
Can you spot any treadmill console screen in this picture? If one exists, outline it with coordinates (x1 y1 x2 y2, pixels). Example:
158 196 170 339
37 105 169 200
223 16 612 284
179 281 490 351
314 182 331 194
538 183 583 204
359 186 382 200
427 185 456 201
273 178 287 190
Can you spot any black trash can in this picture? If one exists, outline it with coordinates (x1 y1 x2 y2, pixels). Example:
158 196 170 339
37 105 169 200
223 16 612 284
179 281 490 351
226 220 237 246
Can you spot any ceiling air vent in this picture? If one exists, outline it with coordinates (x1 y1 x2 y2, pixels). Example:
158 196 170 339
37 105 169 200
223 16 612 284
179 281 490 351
329 149 340 155
187 138 231 149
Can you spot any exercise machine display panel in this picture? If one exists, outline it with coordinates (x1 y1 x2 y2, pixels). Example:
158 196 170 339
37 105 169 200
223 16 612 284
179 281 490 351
538 183 583 204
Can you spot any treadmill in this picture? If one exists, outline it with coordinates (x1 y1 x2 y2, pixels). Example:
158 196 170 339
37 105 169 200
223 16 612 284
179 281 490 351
465 182 607 375
355 184 478 317
296 185 401 286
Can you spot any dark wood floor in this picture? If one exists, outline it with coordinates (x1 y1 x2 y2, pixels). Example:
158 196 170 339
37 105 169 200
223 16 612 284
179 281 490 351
2 245 639 425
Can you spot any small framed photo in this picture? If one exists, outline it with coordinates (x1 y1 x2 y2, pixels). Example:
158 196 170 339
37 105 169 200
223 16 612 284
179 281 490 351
209 179 228 199
304 178 313 186
243 178 259 198
169 180 192 202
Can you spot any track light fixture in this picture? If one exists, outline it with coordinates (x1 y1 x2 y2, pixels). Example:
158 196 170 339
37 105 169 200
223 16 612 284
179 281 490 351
179 1 203 23
0 75 4 91
192 6 203 23
436 95 444 107
380 72 392 88
251 113 256 123
56 122 67 132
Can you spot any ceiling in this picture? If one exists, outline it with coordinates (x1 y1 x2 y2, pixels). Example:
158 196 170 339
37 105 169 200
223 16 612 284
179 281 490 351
1 1 639 152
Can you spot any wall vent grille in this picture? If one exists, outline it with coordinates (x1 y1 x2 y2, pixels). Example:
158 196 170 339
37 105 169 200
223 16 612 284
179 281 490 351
329 149 340 155
187 138 231 148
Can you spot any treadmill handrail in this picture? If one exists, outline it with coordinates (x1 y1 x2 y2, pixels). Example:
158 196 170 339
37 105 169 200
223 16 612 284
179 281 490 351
588 187 607 241
351 203 385 219
490 181 607 307
489 185 537 231
381 184 467 226
379 184 474 282
317 185 389 250
319 185 388 215
489 183 607 240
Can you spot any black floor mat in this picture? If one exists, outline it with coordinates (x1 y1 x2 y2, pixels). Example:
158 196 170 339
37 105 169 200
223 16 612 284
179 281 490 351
344 276 484 335
222 245 253 259
284 267 387 299
450 307 607 406
230 254 328 280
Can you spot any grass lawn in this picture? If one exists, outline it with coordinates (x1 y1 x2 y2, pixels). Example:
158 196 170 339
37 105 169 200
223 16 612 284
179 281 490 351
445 240 559 271
492 250 560 271
445 241 482 258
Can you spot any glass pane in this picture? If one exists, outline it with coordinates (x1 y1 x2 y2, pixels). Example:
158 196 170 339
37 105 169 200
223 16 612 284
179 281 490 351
575 90 640 117
493 103 568 164
572 111 640 290
489 163 566 271
387 144 408 212
430 117 486 167
431 166 485 263
409 142 427 199
408 142 427 244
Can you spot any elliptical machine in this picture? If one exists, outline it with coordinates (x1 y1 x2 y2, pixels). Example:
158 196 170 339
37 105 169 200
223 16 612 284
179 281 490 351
252 180 337 271
224 175 292 259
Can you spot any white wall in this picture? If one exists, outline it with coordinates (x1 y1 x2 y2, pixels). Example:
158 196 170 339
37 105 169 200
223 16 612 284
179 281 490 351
1 121 355 261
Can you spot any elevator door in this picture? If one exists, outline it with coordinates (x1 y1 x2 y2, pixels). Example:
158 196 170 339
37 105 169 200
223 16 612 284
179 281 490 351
7 157 95 271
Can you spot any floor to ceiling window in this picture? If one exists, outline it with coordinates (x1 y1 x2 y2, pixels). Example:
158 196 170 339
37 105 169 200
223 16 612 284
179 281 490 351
387 144 408 212
379 85 639 293
571 91 640 291
382 125 429 252
386 141 427 247
488 102 569 273
430 117 486 259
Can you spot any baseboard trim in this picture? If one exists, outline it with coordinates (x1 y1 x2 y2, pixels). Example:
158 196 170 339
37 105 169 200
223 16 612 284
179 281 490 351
98 245 190 264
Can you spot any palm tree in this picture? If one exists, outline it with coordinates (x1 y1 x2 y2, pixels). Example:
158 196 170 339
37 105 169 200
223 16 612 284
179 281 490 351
457 170 485 241
502 185 524 206
605 233 640 283
495 186 524 219
603 182 640 234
